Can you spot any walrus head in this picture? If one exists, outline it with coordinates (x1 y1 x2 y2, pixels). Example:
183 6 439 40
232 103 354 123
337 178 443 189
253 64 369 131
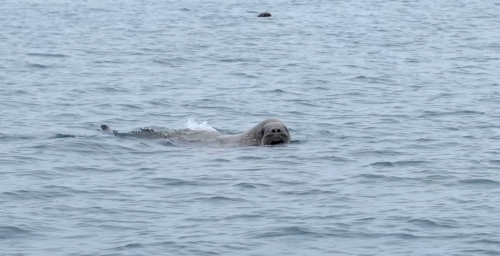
257 119 291 146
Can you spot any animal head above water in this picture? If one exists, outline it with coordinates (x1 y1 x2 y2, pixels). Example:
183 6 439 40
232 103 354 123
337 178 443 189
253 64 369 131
255 119 291 146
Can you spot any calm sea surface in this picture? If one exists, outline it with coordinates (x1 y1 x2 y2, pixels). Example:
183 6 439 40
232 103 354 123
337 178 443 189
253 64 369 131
2 0 500 255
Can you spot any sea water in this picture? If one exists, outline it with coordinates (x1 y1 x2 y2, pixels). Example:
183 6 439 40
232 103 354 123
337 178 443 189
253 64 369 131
1 0 500 255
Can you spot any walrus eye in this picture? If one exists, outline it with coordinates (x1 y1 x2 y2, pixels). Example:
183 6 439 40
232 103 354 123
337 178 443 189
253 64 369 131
259 128 265 136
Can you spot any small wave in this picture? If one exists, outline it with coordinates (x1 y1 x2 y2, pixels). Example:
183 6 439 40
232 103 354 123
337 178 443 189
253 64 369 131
93 59 123 64
257 89 301 96
151 177 202 187
355 174 426 184
251 226 323 239
369 161 394 168
419 110 485 117
223 214 262 220
459 179 500 188
425 175 455 180
312 86 329 90
315 155 352 162
234 183 270 189
185 118 217 132
229 72 259 78
27 53 68 58
468 239 500 245
160 139 183 147
234 183 257 189
97 86 129 93
153 57 191 66
356 173 388 179
205 196 247 203
2 189 72 200
0 134 38 141
88 8 115 13
488 160 500 166
122 243 144 248
369 160 428 168
219 58 258 63
27 63 50 68
428 93 456 101
350 75 396 84
395 160 429 166
118 104 141 109
354 217 376 222
212 158 231 162
277 180 306 185
12 90 29 95
355 174 408 183
408 219 456 228
279 189 337 196
0 226 34 239
459 249 500 255
235 156 265 160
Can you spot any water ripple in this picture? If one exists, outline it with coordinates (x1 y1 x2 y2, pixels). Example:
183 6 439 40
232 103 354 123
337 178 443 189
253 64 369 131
0 226 42 240
27 53 68 58
458 179 500 188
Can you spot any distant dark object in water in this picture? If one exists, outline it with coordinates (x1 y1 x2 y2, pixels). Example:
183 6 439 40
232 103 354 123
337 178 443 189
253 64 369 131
101 125 111 132
258 12 271 17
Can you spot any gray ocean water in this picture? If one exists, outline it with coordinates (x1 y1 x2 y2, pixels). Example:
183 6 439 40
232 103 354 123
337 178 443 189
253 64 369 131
2 0 500 255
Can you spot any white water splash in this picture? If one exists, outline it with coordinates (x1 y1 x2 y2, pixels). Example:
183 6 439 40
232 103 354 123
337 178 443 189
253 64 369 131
185 118 217 132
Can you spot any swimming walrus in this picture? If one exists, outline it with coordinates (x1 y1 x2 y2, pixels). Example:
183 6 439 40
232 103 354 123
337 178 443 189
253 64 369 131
101 119 291 146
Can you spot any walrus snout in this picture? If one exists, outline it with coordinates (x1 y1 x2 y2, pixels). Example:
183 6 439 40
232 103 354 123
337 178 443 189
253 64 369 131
269 138 285 145
261 124 290 145
271 128 283 134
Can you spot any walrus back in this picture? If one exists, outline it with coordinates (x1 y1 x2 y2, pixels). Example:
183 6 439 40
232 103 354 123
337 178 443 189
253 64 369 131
216 133 259 146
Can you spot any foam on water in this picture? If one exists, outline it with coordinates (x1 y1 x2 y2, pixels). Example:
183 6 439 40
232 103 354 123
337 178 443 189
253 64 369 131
185 118 217 132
